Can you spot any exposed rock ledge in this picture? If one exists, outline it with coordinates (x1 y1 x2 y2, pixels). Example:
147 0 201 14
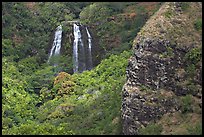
121 2 202 135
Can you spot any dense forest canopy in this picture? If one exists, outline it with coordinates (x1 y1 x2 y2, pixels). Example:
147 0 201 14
2 2 202 135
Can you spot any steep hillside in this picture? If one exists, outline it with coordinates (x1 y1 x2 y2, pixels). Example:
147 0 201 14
2 2 164 135
2 2 201 135
2 50 131 135
2 2 161 74
121 2 202 135
79 2 162 59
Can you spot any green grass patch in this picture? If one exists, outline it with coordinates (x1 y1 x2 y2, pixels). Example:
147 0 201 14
164 10 173 18
194 18 202 31
138 123 163 135
180 3 190 11
187 122 202 135
180 95 193 114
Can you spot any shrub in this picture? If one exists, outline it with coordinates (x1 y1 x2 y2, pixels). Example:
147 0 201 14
2 121 74 135
138 123 163 135
58 81 76 96
2 58 38 134
53 72 76 97
186 64 196 78
54 72 73 85
39 87 53 103
79 3 112 25
18 56 39 75
2 39 14 57
164 10 173 18
194 18 202 31
184 47 201 77
26 66 55 94
187 122 202 135
187 83 199 95
180 95 193 113
180 2 190 11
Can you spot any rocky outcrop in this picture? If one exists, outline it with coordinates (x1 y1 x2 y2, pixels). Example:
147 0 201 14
121 2 202 135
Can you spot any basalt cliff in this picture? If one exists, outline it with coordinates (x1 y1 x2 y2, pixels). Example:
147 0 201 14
121 2 202 135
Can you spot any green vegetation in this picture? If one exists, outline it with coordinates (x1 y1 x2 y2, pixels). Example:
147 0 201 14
180 95 193 113
80 3 112 25
185 47 202 64
157 112 202 135
166 46 174 57
180 2 190 11
159 46 174 58
184 47 202 78
2 47 131 134
138 123 163 135
2 2 202 135
2 2 89 73
79 2 158 59
187 122 202 135
194 18 202 31
186 64 196 78
164 10 173 18
3 2 145 134
2 58 39 132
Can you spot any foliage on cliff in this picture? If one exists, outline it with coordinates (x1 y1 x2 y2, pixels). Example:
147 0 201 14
2 2 201 135
79 2 162 59
2 2 90 73
122 2 202 135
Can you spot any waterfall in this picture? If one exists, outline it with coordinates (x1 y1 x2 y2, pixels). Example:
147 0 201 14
73 23 94 73
47 23 94 73
85 27 93 70
73 23 86 73
73 24 79 73
48 25 62 64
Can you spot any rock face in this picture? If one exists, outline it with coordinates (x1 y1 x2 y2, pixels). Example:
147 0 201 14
121 2 202 135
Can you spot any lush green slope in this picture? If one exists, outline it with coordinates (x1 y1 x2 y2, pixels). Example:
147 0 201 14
3 2 202 135
2 2 90 73
2 49 131 135
2 2 161 73
2 2 162 135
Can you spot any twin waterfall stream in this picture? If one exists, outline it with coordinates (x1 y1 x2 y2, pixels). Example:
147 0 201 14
48 23 93 73
47 25 62 65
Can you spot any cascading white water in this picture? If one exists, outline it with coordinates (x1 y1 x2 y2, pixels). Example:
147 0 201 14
48 25 62 64
85 27 93 70
73 23 79 73
73 23 86 73
47 23 94 73
73 23 94 73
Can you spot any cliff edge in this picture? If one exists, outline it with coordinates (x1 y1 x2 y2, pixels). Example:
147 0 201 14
121 2 202 135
